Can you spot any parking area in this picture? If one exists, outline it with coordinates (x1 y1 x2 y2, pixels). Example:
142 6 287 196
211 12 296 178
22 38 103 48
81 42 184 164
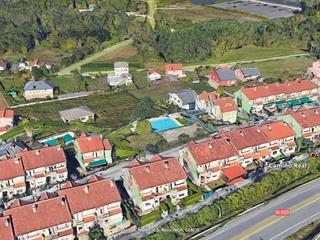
214 0 301 19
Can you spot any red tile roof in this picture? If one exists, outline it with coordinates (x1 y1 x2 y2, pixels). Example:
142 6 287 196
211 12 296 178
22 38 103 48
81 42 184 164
0 216 14 240
0 109 14 119
213 97 238 113
222 125 269 150
221 164 246 180
76 135 111 154
4 196 72 236
127 157 187 190
291 107 320 129
19 146 66 170
58 178 121 214
198 91 218 103
240 80 318 100
0 158 24 181
164 64 183 71
227 177 246 185
260 121 295 141
187 138 238 165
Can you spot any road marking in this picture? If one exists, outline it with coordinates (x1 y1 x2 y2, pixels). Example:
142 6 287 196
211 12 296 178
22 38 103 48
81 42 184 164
269 211 320 240
234 193 320 240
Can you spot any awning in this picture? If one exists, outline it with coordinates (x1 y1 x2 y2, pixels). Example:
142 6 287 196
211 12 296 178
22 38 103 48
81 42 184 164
287 99 301 106
300 97 310 103
87 159 107 168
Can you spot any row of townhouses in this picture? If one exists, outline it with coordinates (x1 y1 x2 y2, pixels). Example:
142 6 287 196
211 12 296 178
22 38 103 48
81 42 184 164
123 118 315 214
0 176 124 240
234 79 319 113
0 134 113 201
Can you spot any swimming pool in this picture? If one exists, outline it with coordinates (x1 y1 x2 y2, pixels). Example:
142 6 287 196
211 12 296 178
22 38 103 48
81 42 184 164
149 117 181 133
41 133 74 146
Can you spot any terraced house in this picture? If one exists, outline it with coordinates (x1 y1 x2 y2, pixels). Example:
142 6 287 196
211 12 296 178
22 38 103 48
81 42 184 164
18 146 68 190
221 125 270 166
3 195 74 240
180 137 246 186
279 106 320 142
0 158 26 201
74 134 112 170
123 157 188 214
260 121 296 158
58 176 123 238
234 79 319 113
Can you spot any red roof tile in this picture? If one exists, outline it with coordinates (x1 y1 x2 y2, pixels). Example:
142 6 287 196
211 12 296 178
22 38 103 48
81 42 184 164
3 196 72 236
164 64 183 71
240 80 318 100
0 158 24 181
291 107 320 129
260 121 295 141
221 164 246 180
19 146 66 170
227 177 246 185
222 125 269 150
0 109 14 119
213 97 238 113
76 135 111 154
58 178 121 214
187 138 238 165
127 157 187 190
0 216 14 240
199 91 218 103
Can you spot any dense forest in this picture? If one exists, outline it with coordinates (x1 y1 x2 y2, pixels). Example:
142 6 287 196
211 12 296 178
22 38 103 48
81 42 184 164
131 0 320 63
0 0 319 65
0 0 146 65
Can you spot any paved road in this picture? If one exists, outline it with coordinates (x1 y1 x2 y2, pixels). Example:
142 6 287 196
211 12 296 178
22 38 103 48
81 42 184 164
57 39 133 75
200 178 320 240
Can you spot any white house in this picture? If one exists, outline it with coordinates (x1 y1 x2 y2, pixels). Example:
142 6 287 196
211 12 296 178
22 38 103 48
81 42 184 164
168 89 197 110
148 69 162 81
24 80 54 100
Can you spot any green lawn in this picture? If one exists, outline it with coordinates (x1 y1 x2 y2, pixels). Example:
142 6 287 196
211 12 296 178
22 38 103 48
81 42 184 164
194 46 306 66
240 58 313 79
14 92 140 129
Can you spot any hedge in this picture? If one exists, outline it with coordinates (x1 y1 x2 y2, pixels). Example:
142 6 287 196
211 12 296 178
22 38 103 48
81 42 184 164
181 192 202 207
140 209 162 227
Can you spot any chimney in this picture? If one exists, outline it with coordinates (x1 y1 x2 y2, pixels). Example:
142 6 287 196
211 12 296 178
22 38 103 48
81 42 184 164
283 122 287 126
256 127 261 133
110 181 114 188
57 145 61 151
164 161 169 168
84 185 89 194
14 158 19 164
61 197 66 205
226 138 231 144
208 142 213 149
240 130 244 136
267 125 272 131
5 218 10 227
314 109 319 114
145 165 150 172
32 204 38 213
88 137 92 141
35 150 40 155
301 112 305 118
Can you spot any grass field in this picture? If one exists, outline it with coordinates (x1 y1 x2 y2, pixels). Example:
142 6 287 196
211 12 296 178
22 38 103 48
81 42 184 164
27 45 71 65
14 92 140 129
240 57 313 79
193 46 307 66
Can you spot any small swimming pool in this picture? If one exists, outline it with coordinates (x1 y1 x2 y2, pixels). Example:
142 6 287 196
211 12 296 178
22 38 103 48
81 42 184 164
149 117 181 133
41 133 74 146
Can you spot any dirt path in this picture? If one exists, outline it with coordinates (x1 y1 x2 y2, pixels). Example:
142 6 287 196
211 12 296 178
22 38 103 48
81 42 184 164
57 39 133 75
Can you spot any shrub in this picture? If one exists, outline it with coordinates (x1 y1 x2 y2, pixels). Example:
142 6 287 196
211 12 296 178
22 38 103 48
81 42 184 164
181 192 202 207
178 133 191 144
136 120 152 135
140 209 161 226
146 144 159 153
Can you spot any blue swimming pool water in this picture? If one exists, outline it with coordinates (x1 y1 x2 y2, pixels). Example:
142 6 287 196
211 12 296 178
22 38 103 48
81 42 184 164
43 133 74 146
150 117 180 133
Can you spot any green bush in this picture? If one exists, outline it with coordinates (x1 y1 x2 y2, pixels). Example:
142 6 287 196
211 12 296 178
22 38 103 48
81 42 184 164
136 120 152 135
181 192 202 207
140 209 162 227
175 117 187 125
178 133 191 144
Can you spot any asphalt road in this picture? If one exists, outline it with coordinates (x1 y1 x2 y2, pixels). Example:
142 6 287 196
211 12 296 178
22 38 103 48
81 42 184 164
200 178 320 240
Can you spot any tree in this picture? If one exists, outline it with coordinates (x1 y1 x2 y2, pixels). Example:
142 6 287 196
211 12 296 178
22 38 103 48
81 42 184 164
178 133 191 144
131 97 155 120
136 120 152 135
88 225 106 240
31 67 45 80
167 104 179 114
146 144 158 154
